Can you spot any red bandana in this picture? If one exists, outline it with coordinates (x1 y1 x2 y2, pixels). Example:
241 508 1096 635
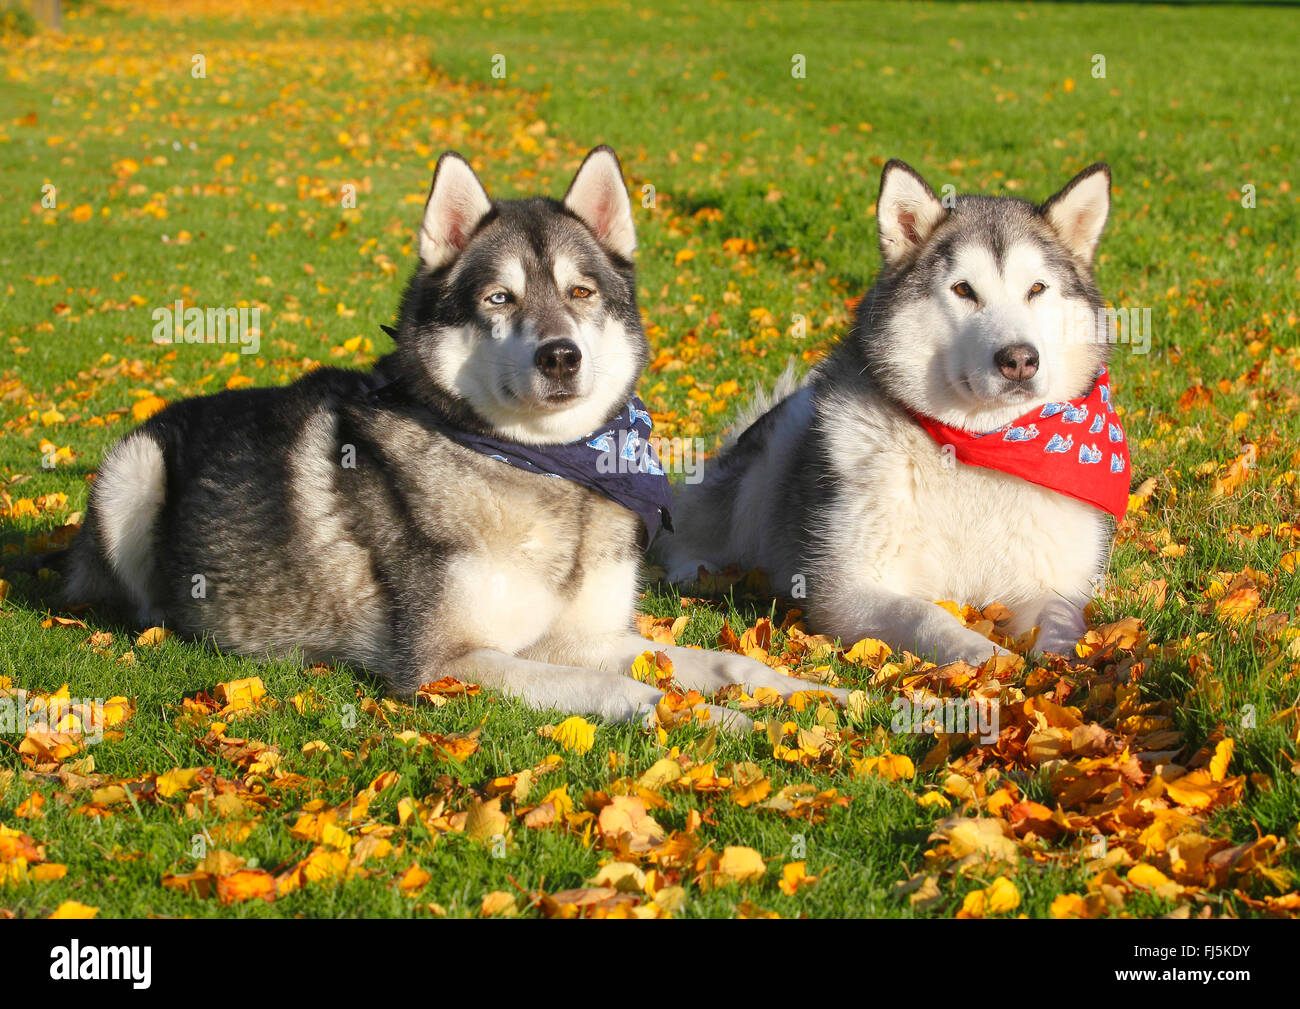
910 369 1130 521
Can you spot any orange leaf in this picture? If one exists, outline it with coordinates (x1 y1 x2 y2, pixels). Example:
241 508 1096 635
216 869 276 904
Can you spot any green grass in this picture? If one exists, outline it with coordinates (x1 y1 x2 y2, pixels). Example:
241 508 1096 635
1 0 1298 918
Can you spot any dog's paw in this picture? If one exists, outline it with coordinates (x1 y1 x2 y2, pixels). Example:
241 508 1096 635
1032 633 1083 659
1029 600 1087 659
775 679 851 706
947 635 1014 667
709 655 851 706
699 704 754 735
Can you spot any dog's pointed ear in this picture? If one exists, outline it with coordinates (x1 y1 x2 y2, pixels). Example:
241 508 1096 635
1040 163 1110 262
877 159 946 269
564 146 636 260
419 152 493 271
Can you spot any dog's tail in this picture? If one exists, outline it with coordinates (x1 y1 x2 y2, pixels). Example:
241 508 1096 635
62 430 167 623
720 359 806 450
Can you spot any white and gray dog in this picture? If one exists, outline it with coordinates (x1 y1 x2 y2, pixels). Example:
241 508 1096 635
56 146 844 726
662 160 1127 664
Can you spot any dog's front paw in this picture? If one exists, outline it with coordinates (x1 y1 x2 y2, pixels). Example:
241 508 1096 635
714 653 851 706
699 704 754 735
946 633 1014 667
778 680 851 705
1030 600 1088 659
640 697 753 735
1033 632 1083 659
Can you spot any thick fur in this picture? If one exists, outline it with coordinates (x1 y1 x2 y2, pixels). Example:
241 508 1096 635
63 147 841 726
661 161 1118 663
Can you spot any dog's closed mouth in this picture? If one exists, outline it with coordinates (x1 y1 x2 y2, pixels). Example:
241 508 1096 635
501 382 579 406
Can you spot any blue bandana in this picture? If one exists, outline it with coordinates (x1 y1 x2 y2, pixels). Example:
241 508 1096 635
363 363 673 544
428 396 674 543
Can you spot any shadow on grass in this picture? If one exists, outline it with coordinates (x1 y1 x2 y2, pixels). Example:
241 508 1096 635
0 560 393 699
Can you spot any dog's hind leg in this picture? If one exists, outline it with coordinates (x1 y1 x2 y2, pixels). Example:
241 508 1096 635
655 483 740 586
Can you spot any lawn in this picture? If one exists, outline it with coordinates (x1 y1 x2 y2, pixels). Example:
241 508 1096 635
1 0 1297 919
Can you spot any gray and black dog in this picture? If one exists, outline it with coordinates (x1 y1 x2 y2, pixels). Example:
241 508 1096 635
661 160 1123 664
57 146 842 726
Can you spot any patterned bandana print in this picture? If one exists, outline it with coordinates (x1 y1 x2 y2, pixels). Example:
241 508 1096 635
909 369 1130 521
426 396 674 543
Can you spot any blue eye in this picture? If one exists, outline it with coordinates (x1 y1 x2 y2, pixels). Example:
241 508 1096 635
485 291 511 306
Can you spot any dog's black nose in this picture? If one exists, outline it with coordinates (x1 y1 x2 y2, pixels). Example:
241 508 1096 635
534 339 582 379
994 343 1039 382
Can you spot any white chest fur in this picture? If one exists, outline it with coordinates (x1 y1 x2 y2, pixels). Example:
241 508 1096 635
817 391 1109 631
440 486 641 657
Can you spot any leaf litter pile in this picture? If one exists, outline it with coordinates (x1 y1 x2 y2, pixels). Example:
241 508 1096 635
2 586 1297 918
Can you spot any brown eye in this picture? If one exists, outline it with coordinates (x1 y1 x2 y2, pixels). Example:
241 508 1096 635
1028 282 1047 298
952 281 976 301
570 285 593 299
